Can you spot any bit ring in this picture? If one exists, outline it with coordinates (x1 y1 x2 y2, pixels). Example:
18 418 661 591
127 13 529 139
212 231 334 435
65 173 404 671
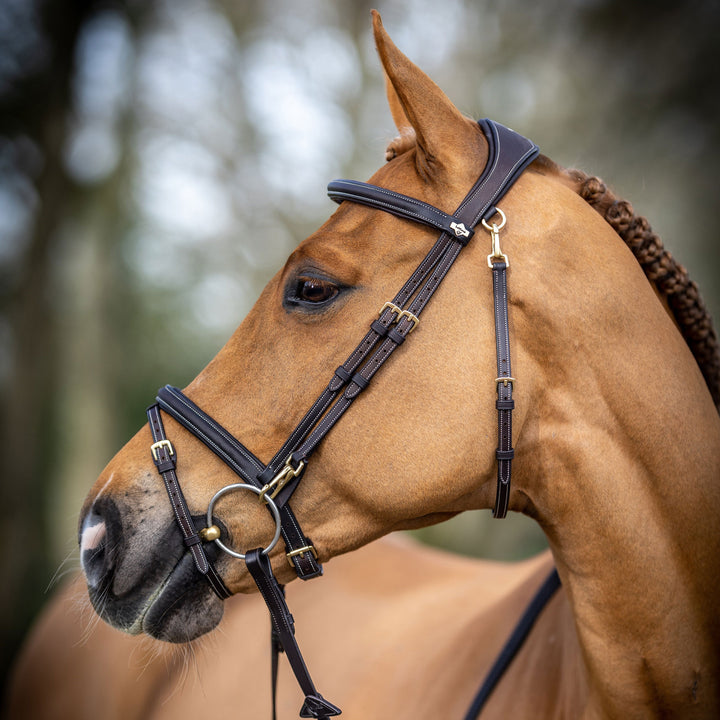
205 483 282 560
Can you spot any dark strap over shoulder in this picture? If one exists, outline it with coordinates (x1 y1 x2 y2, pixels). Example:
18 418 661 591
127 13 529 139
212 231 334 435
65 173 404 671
463 568 561 719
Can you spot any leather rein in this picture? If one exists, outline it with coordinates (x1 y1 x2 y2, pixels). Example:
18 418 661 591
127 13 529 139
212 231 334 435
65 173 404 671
145 120 545 718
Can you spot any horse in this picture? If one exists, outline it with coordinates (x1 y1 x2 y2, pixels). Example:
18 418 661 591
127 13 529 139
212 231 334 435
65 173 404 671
8 10 720 719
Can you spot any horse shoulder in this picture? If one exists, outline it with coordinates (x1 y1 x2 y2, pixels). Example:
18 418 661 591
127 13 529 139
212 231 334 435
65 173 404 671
281 536 582 719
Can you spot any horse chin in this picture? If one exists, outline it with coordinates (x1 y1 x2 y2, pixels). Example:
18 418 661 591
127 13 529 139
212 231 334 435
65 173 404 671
89 551 225 644
139 553 225 642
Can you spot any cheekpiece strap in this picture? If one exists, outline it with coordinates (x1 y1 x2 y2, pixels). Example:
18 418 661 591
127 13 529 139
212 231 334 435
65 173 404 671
146 404 232 599
324 119 538 519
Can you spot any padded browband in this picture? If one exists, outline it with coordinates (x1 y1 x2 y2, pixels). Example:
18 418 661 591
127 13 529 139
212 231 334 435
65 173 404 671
328 118 538 235
328 179 476 241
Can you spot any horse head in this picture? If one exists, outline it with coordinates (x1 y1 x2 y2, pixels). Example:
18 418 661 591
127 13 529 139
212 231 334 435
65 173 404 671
78 15 720 713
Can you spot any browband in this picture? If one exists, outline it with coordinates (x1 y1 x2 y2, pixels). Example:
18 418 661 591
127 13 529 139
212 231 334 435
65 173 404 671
328 179 476 241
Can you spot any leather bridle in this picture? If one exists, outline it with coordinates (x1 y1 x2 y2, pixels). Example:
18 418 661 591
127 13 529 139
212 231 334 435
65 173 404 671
145 119 539 718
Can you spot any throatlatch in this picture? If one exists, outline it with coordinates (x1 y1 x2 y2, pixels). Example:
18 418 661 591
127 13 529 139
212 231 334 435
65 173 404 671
146 119 539 718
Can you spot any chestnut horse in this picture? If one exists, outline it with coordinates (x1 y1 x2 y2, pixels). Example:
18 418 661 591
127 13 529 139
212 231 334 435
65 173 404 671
8 11 720 720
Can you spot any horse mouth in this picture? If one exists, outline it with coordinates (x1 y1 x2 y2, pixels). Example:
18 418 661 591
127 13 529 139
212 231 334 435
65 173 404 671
80 498 226 643
138 552 225 642
88 550 224 643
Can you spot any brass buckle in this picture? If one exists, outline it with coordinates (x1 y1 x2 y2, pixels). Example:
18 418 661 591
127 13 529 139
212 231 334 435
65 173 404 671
150 439 174 461
495 377 516 388
380 301 402 319
286 544 318 566
379 302 420 333
258 456 306 504
397 309 420 333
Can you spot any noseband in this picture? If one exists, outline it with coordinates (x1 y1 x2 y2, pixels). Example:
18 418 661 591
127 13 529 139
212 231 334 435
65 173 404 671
145 119 539 718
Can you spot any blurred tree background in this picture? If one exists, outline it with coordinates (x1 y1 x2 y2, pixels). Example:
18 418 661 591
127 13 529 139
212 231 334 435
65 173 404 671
1 0 718 691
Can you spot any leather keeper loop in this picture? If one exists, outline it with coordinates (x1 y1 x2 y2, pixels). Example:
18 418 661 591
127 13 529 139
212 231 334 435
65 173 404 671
333 365 352 385
256 464 274 486
387 327 406 345
483 205 498 223
155 459 176 474
454 228 473 246
496 399 515 410
496 449 515 461
370 319 390 337
351 372 370 390
184 534 202 547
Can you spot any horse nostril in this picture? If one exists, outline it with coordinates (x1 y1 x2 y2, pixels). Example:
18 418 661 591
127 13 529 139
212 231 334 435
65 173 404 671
79 506 113 590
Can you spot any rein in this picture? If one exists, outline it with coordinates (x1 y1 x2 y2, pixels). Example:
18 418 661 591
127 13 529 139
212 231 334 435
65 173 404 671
145 119 541 718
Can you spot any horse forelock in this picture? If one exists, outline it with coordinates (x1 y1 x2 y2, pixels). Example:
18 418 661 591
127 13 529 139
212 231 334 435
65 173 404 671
536 158 720 411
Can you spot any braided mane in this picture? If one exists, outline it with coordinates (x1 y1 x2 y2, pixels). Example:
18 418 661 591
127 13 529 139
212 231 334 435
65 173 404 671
564 167 720 410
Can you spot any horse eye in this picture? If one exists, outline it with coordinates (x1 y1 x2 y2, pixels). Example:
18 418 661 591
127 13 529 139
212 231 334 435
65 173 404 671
295 277 339 305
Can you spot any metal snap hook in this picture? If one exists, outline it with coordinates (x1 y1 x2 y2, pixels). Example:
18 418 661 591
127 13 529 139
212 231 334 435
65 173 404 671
483 207 509 267
204 483 282 560
481 207 507 233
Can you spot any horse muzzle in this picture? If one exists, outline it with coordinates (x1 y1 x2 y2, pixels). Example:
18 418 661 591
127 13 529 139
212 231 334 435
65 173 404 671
78 489 225 642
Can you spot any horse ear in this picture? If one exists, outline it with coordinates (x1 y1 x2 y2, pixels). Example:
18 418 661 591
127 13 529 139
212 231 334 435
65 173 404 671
372 10 477 176
383 75 417 162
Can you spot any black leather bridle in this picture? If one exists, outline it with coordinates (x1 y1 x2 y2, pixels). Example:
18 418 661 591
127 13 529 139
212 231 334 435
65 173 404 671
145 120 542 719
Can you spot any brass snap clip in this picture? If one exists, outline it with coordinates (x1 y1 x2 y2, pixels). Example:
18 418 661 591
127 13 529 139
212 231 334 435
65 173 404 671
258 456 306 505
483 208 508 267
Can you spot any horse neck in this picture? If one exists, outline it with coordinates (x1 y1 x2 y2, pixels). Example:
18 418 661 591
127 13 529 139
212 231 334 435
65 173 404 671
508 173 720 716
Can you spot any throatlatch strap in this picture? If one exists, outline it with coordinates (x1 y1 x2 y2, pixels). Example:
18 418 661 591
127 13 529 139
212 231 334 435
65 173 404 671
146 404 231 599
491 261 514 519
245 549 341 719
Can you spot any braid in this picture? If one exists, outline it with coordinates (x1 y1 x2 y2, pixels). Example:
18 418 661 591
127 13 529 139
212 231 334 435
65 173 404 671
572 171 720 410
